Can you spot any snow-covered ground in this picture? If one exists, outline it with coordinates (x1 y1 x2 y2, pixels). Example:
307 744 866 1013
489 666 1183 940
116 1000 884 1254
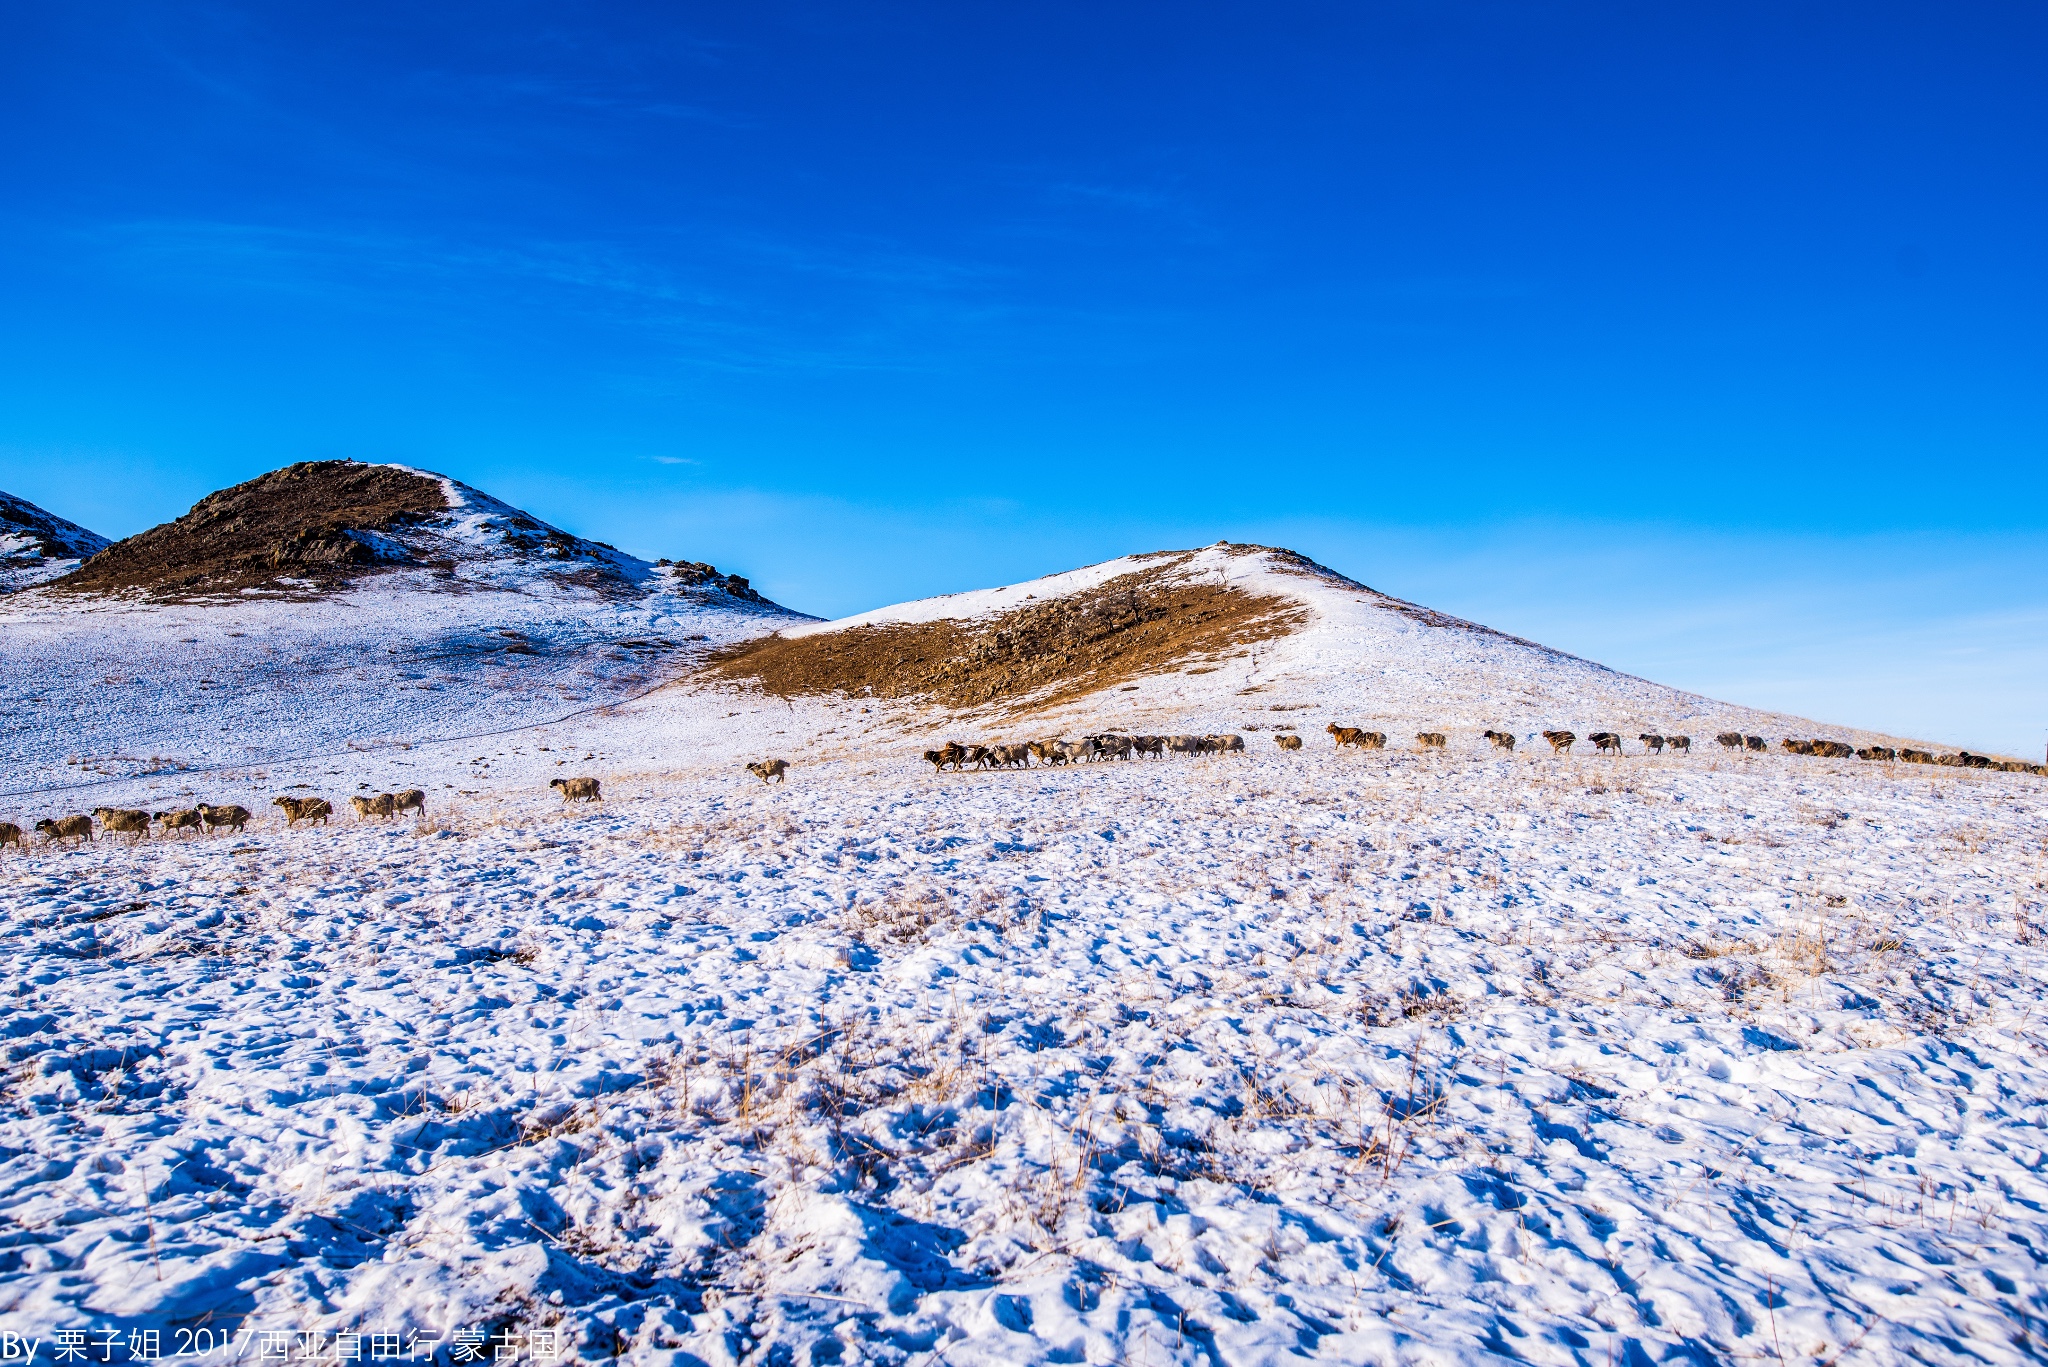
3 735 2044 1366
3 540 2043 1365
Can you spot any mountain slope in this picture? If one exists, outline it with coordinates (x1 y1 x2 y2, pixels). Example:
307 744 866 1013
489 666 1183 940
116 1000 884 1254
0 490 110 593
709 540 1928 751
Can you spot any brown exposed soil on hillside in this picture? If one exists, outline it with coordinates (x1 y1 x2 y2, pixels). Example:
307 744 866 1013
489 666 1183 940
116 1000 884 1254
56 462 448 598
706 565 1309 712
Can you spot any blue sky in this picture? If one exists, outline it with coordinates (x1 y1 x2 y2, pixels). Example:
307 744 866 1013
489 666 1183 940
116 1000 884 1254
2 3 2043 753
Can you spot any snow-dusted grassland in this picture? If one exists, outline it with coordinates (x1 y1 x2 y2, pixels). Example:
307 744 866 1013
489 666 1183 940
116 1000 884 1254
2 536 2042 1365
3 741 2045 1366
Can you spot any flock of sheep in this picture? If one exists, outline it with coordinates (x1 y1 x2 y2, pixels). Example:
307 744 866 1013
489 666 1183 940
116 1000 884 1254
922 734 1246 771
5 714 2038 854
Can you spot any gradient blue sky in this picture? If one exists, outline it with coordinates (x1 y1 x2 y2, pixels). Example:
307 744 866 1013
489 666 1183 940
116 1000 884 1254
3 4 2043 752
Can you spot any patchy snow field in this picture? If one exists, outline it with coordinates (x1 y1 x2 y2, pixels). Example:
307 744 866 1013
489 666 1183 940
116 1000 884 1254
2 541 2042 1365
3 736 2045 1366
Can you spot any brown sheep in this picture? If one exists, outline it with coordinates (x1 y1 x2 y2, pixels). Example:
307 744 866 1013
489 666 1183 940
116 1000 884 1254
1483 730 1516 751
393 789 427 817
273 795 333 827
36 815 94 846
0 822 21 853
1638 734 1665 754
1274 734 1303 751
925 742 968 773
350 793 398 820
196 803 250 833
1744 736 1766 752
1327 725 1385 750
1132 735 1165 759
1416 732 1447 751
1899 748 1936 764
153 808 204 838
550 777 602 803
1813 740 1854 759
1855 746 1897 762
1715 732 1744 750
93 807 152 842
1781 738 1815 756
1542 730 1576 754
1587 732 1623 754
747 759 789 784
1667 735 1691 753
1212 734 1246 754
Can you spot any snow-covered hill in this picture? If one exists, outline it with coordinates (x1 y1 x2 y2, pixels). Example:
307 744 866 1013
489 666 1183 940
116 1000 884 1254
0 489 109 593
715 541 1937 754
0 462 806 799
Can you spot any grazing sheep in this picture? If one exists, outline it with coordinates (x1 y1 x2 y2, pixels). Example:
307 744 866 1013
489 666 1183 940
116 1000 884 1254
1813 740 1854 759
1327 725 1385 750
1167 735 1201 757
550 777 603 803
93 807 151 842
1856 746 1897 762
393 789 427 817
1274 734 1303 751
196 803 250 833
1780 739 1815 756
1744 736 1766 752
1638 734 1665 754
0 822 21 852
272 796 333 827
1089 734 1133 761
1900 748 1936 764
1961 752 1994 769
1588 732 1623 755
350 793 398 820
1211 734 1246 754
1483 730 1516 751
747 759 789 784
153 808 204 838
1716 732 1744 750
1542 730 1576 754
36 815 94 846
1414 732 1447 751
1667 735 1691 753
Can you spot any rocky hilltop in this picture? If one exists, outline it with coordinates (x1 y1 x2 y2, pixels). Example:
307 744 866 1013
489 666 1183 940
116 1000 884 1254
49 460 767 603
0 490 110 592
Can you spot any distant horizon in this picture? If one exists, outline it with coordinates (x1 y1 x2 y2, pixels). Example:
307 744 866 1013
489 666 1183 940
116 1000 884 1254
3 4 2041 758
